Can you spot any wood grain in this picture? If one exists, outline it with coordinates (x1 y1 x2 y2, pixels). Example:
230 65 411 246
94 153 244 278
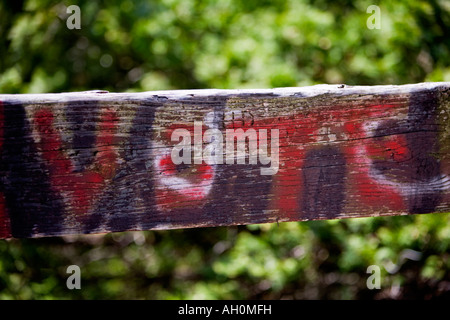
0 82 449 238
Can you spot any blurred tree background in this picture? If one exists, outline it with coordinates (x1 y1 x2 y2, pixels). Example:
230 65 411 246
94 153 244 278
0 0 449 299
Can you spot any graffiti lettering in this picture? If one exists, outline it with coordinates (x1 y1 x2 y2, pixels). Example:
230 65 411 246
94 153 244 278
34 105 119 223
0 86 448 238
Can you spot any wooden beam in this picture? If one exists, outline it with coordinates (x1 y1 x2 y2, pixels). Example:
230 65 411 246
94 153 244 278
0 82 449 238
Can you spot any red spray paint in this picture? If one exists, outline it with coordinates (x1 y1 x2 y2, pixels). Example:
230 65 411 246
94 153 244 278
34 107 119 218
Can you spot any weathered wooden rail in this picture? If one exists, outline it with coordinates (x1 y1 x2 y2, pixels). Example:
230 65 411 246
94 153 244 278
0 82 449 238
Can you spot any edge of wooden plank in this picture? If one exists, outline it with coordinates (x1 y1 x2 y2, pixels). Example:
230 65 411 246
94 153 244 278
0 82 448 104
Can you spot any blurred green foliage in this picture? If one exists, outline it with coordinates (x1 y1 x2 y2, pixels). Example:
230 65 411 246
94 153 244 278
1 0 450 94
0 0 449 299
